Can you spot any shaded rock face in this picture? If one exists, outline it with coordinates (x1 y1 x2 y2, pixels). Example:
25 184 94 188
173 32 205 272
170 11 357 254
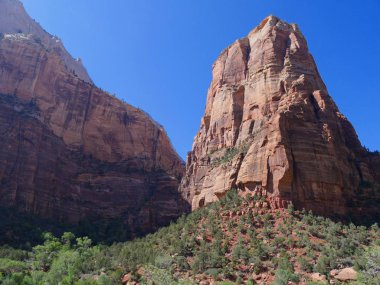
180 16 380 221
0 0 188 236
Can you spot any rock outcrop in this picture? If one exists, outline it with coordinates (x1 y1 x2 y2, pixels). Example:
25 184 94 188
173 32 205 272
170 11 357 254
0 0 92 83
180 16 380 221
0 0 188 236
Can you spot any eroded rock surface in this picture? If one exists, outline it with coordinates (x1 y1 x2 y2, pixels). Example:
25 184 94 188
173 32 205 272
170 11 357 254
180 16 380 221
0 0 92 83
0 0 188 236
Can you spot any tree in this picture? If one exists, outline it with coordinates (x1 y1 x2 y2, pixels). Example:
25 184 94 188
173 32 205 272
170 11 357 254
274 254 299 285
44 250 80 285
61 232 76 248
314 254 329 275
32 233 62 271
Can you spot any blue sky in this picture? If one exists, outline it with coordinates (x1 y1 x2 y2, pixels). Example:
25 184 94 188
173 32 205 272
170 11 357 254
22 0 380 158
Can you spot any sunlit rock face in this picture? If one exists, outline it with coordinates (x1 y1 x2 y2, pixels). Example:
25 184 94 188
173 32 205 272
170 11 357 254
180 16 380 221
0 0 188 236
0 0 92 83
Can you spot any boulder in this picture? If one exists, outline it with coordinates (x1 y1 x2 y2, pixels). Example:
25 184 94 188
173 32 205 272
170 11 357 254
330 269 339 277
311 272 327 283
335 268 357 282
121 273 131 284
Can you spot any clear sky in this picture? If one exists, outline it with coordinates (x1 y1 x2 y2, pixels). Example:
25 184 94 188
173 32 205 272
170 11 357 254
22 0 380 158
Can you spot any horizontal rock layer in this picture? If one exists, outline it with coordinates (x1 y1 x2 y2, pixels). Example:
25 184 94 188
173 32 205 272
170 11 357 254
180 16 380 222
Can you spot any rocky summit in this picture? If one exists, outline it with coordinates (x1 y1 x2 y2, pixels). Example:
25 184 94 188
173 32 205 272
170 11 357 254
180 15 380 221
0 0 188 236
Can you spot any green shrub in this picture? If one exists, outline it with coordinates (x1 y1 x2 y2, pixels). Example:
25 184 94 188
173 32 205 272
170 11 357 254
298 257 312 273
0 259 27 275
155 254 173 269
314 254 330 275
175 256 190 271
204 268 221 278
191 251 207 273
142 265 177 285
44 250 80 285
357 245 380 284
273 269 299 285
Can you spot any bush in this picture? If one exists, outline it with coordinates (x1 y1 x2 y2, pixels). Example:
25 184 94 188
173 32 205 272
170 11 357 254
205 268 221 278
155 255 173 269
274 269 300 285
273 254 299 285
44 250 80 284
191 251 207 273
358 245 380 284
0 247 27 261
0 259 27 275
298 257 312 273
142 265 177 285
236 276 243 284
175 256 190 271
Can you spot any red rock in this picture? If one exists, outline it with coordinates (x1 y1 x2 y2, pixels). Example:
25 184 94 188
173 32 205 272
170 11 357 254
121 273 131 284
311 272 327 283
335 268 357 281
0 0 188 235
180 15 380 221
0 0 91 83
330 269 339 277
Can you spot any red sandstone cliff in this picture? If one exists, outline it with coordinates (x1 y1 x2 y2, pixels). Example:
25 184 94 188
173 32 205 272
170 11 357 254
0 0 92 83
0 0 187 235
180 16 380 221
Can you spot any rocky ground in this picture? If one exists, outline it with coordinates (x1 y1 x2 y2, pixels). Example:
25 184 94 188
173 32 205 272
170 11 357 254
118 190 379 284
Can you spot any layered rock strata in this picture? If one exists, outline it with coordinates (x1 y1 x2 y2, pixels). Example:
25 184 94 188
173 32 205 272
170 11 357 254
0 0 187 235
180 16 380 221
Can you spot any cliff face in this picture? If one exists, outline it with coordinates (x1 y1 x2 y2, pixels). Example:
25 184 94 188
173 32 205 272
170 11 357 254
0 0 187 235
0 0 92 83
180 16 380 221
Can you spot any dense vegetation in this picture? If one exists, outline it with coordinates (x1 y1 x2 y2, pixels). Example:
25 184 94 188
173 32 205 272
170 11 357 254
0 207 131 247
0 190 379 284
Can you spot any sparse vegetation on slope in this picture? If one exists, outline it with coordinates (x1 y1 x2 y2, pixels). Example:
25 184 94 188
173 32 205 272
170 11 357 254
0 190 379 284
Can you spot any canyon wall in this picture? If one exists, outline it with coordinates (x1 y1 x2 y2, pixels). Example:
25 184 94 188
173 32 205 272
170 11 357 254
0 0 188 236
180 16 380 221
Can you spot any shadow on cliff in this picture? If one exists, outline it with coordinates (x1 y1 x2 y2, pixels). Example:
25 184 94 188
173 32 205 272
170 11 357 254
0 199 191 248
0 93 191 247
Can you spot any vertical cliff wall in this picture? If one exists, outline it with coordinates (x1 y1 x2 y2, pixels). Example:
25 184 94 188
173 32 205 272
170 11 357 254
0 0 188 236
180 16 380 221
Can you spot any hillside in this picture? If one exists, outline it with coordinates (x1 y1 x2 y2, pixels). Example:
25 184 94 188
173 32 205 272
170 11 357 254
0 190 379 284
